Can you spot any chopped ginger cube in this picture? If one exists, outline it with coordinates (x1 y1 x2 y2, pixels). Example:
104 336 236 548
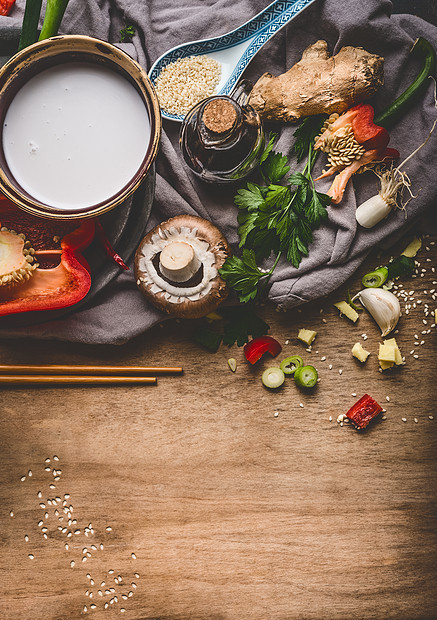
334 301 359 323
379 359 395 370
401 237 422 258
352 342 370 363
378 343 396 363
434 309 437 324
297 328 317 346
383 338 403 365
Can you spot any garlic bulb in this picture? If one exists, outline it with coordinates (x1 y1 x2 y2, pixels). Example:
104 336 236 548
354 288 400 337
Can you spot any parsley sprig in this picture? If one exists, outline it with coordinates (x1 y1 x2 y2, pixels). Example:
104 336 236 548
219 117 330 303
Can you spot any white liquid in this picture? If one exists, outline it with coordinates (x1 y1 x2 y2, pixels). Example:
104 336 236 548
3 62 151 210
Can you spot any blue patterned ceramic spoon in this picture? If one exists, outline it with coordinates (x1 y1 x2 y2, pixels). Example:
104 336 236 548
149 0 317 122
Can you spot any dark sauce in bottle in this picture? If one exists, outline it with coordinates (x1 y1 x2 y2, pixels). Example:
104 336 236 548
180 95 264 183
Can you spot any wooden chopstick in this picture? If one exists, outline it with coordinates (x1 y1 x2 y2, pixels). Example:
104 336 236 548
0 375 157 385
0 364 183 375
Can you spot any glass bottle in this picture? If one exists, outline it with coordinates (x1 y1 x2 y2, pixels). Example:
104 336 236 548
179 91 264 184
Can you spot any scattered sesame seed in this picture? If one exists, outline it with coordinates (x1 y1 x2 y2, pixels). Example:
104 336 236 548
28 554 34 560
352 392 356 397
338 369 343 375
429 415 434 420
121 609 126 613
329 416 332 422
106 526 112 532
24 535 29 542
28 470 32 477
322 318 327 323
402 418 407 423
134 573 140 578
386 396 390 402
328 364 333 370
9 510 14 517
274 411 279 418
320 356 326 361
20 476 26 482
381 416 387 420
70 561 75 568
299 403 304 408
414 418 418 424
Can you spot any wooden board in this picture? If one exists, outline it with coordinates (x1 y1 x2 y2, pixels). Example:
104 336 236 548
0 229 436 620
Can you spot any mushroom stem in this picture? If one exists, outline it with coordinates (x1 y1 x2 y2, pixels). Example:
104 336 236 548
159 241 200 282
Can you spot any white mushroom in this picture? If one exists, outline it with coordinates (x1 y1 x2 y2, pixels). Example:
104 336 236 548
134 215 231 318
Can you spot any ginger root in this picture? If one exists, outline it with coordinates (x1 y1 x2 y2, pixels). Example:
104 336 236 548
248 40 384 123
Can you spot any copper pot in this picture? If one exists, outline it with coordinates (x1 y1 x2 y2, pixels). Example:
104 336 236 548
0 35 161 220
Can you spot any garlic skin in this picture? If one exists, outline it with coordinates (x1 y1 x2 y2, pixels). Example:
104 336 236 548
354 288 401 336
356 195 392 228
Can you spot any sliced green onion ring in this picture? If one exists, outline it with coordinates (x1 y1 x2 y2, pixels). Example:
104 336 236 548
262 367 285 389
280 355 304 375
294 365 318 388
361 266 388 288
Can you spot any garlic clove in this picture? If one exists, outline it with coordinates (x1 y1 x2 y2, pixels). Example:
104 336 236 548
356 195 392 228
354 288 400 336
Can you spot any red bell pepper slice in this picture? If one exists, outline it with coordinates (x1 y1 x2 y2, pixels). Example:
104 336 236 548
0 197 95 316
349 104 390 151
244 335 282 365
345 393 383 429
0 0 16 16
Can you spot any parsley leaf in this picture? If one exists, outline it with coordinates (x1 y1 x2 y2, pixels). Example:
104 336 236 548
259 132 278 164
120 24 136 43
293 114 327 162
261 151 290 184
219 249 269 303
221 306 269 347
306 185 330 226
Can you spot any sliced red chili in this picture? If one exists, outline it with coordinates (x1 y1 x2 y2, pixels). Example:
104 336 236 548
0 0 16 16
95 219 129 271
345 393 383 429
244 335 282 365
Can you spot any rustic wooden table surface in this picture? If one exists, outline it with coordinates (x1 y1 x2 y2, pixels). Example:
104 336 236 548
0 225 436 620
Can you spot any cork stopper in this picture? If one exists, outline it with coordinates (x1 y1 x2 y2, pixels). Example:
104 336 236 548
202 98 237 134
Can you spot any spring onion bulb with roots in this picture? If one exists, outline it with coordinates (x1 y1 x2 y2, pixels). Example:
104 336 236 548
356 104 437 228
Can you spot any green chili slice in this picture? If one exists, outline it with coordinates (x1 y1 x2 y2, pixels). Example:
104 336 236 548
294 365 318 388
280 355 303 375
361 266 389 288
262 367 285 389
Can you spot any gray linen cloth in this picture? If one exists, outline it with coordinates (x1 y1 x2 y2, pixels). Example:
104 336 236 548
0 0 436 344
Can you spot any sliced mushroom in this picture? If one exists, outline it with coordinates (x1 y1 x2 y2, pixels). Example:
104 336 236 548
134 214 231 318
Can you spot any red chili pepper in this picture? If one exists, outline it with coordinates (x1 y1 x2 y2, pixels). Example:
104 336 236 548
95 219 129 271
0 0 16 16
0 197 95 316
244 335 282 365
345 393 383 429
